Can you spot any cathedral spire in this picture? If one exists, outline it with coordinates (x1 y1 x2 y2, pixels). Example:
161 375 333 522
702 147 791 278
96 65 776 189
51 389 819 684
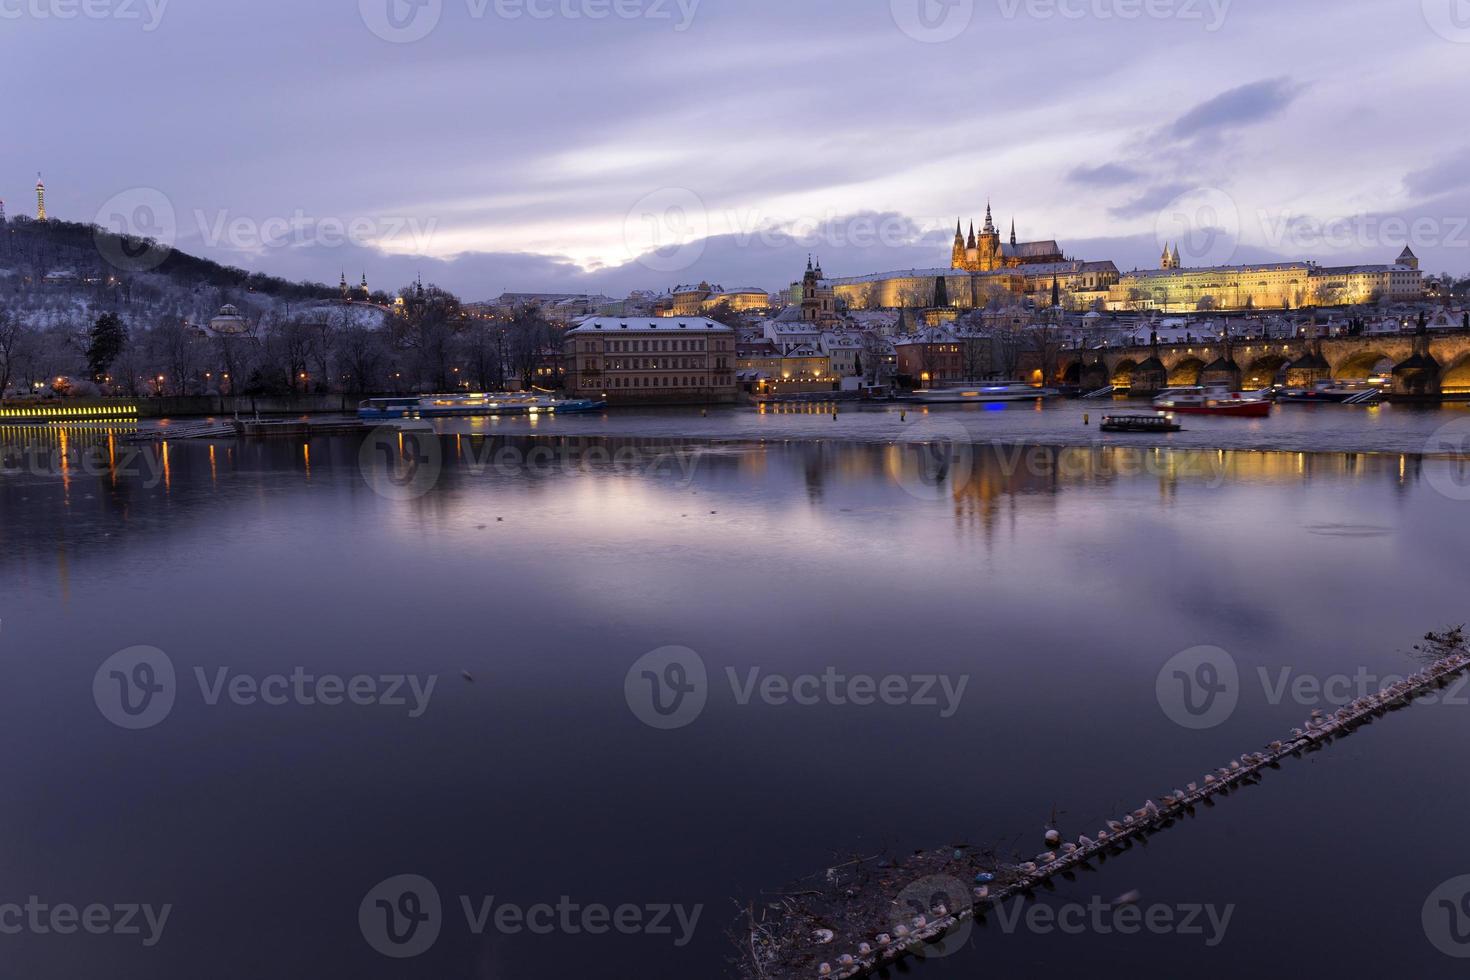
983 200 994 234
966 221 975 249
1010 218 1017 246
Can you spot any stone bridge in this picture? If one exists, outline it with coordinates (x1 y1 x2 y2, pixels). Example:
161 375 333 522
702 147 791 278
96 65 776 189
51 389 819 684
1057 332 1470 398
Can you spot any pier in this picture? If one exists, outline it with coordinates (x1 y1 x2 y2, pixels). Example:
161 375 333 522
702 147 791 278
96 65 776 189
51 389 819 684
741 630 1470 980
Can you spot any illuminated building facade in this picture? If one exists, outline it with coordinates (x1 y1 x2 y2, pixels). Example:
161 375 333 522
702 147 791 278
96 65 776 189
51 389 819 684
563 316 738 404
1108 251 1423 312
667 282 775 317
35 173 46 222
826 260 1118 312
950 203 1064 272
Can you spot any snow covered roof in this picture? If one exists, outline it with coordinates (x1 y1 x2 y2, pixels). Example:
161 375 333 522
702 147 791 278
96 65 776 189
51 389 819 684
567 317 732 334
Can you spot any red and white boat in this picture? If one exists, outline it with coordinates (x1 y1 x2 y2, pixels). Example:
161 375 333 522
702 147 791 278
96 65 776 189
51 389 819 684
1153 385 1271 418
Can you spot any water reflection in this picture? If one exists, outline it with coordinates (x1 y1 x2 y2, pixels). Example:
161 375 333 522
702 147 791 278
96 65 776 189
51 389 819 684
3 425 1469 978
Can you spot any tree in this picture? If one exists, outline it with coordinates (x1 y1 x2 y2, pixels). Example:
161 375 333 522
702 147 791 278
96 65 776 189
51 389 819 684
86 311 127 382
508 304 552 390
0 310 24 396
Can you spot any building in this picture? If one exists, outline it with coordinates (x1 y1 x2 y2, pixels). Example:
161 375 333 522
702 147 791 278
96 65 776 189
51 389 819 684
35 173 45 222
951 204 1064 272
1108 251 1423 312
827 259 1118 312
667 282 773 317
563 316 738 404
894 327 971 385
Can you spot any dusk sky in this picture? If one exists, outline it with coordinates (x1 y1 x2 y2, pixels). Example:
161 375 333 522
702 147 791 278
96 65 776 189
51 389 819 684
5 0 1469 299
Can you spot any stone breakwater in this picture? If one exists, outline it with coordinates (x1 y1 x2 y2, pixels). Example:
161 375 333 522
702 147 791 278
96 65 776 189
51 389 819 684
749 638 1470 980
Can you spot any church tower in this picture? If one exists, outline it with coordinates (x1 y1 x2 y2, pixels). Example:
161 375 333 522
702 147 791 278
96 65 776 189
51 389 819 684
1161 243 1173 270
977 202 1002 272
35 173 46 222
951 219 966 270
1171 243 1181 270
1010 218 1017 247
340 271 350 299
360 271 370 300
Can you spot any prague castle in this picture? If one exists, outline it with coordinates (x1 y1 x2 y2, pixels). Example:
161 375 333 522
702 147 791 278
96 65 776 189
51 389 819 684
811 199 1423 314
822 201 1118 312
1106 246 1423 311
950 203 1064 272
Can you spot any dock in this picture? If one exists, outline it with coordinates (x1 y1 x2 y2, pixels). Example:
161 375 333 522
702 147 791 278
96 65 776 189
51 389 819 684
741 629 1470 979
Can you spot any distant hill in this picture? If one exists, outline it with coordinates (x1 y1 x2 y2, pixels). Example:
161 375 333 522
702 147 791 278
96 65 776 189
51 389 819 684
1 215 339 301
0 215 391 336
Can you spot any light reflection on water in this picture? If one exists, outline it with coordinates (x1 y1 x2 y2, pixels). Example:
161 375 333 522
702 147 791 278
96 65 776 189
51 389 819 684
1 427 1468 978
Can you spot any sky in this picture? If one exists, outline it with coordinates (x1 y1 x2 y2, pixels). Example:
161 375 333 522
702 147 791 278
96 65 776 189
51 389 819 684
4 0 1469 300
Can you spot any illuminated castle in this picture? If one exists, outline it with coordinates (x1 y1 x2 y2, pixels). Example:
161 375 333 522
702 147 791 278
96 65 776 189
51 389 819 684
35 173 46 222
950 202 1063 272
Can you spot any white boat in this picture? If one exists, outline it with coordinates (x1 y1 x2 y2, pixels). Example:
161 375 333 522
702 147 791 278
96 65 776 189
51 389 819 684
905 383 1058 404
358 393 606 420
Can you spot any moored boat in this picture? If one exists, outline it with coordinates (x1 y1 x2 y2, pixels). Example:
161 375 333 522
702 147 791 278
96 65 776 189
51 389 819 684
1275 380 1384 404
358 393 606 420
1100 413 1182 433
905 382 1058 404
1153 385 1271 418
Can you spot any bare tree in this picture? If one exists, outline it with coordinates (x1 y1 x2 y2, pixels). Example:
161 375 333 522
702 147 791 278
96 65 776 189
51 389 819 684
0 309 24 395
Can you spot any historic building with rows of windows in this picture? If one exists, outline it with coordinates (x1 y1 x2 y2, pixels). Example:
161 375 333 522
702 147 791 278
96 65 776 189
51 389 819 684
563 317 739 404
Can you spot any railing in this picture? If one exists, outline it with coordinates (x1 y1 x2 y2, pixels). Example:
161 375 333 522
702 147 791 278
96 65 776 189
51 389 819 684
0 402 139 422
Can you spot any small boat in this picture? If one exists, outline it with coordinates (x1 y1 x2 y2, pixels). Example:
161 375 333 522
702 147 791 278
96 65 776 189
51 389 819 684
1153 385 1271 418
906 382 1058 404
358 393 606 420
1100 413 1181 433
1275 380 1383 404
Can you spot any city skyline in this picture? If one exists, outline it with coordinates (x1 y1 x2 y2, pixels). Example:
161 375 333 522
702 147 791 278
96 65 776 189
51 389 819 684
4 0 1469 299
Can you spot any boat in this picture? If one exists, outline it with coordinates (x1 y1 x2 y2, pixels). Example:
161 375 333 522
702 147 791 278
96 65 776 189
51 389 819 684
1275 380 1384 404
358 393 606 420
905 382 1059 404
1100 413 1182 433
1152 385 1271 418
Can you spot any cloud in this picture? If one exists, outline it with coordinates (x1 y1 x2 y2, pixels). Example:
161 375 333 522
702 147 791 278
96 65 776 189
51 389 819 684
1067 163 1144 187
1108 182 1195 220
1403 152 1470 197
1167 78 1303 141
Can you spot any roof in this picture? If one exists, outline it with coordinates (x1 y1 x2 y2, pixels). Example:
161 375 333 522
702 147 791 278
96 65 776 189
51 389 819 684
566 317 732 334
1122 262 1311 279
1002 241 1064 259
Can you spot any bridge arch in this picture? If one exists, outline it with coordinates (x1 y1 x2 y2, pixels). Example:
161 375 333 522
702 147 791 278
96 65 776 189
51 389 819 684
1243 354 1290 390
1111 359 1139 390
1441 352 1470 396
1333 349 1395 380
1168 357 1206 387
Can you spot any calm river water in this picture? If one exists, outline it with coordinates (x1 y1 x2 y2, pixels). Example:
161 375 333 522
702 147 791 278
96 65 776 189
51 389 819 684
3 407 1470 978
